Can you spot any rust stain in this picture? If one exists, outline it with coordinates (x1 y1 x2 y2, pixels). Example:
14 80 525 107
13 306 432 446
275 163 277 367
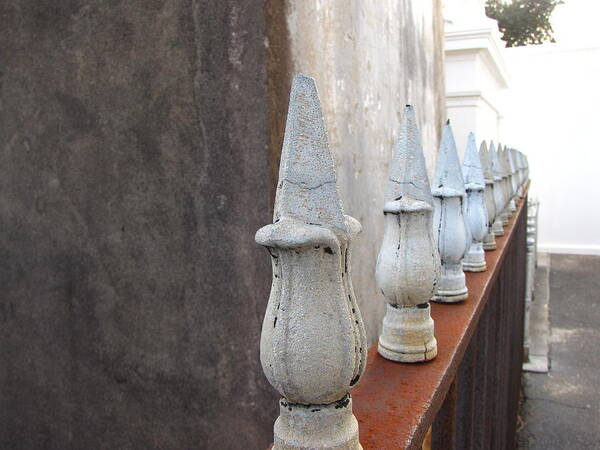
352 185 530 449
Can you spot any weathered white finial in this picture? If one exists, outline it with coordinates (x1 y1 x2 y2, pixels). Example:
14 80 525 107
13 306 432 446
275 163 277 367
497 145 510 225
516 150 525 197
524 198 539 361
431 121 469 303
256 75 366 450
490 142 505 236
479 141 497 251
519 152 527 193
508 148 519 200
505 147 517 213
376 105 440 363
462 133 488 271
501 145 513 220
520 150 529 193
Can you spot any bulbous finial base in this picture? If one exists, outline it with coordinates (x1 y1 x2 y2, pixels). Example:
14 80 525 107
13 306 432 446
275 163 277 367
483 231 497 251
273 396 361 450
378 303 437 363
463 242 487 272
492 218 505 236
431 264 468 303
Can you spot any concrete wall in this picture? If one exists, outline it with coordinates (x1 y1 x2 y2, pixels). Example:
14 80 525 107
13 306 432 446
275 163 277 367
504 43 600 255
0 1 277 448
0 1 445 448
276 0 446 343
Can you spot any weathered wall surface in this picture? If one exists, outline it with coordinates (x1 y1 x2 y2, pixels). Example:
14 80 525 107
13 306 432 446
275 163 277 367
270 0 446 343
0 0 445 448
0 1 277 449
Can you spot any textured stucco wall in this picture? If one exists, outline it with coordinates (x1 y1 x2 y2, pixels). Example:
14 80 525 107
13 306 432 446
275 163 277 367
0 1 277 449
0 1 445 448
270 0 446 343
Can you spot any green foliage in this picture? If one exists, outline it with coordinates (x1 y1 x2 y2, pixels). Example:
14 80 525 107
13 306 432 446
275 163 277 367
485 0 563 47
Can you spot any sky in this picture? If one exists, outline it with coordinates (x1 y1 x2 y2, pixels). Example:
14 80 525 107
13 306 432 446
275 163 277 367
551 0 600 46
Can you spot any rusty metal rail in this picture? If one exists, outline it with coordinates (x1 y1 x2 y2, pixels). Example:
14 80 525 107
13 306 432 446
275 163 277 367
353 188 528 449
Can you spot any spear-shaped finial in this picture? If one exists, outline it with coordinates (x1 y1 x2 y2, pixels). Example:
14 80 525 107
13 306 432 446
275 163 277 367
515 150 523 197
431 123 469 303
479 141 497 250
462 133 488 272
376 105 440 362
505 146 517 213
256 75 366 449
490 142 505 236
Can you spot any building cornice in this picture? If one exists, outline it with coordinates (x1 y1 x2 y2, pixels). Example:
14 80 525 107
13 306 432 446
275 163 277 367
445 90 501 115
445 25 510 89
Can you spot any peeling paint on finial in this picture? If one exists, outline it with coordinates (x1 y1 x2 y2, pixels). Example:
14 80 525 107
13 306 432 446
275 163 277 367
256 74 365 449
479 141 497 251
431 123 469 303
376 105 440 363
490 142 505 236
462 133 488 272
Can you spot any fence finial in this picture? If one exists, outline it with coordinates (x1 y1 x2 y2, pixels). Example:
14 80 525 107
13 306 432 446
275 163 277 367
490 142 505 236
479 141 497 250
256 74 366 449
515 150 522 197
517 150 526 197
513 148 521 199
462 133 488 271
431 123 469 302
376 105 440 362
498 145 511 224
505 147 517 213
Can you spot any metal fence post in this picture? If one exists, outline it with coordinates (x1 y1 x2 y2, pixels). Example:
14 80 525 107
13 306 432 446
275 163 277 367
524 198 539 361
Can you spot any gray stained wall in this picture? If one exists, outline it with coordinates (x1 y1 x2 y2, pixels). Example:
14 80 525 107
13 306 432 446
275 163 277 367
0 1 444 449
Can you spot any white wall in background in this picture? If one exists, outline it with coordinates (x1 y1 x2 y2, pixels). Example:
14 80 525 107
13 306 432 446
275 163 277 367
504 43 600 255
443 0 509 157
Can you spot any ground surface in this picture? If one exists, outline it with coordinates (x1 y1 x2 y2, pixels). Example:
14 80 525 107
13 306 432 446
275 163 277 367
518 254 600 449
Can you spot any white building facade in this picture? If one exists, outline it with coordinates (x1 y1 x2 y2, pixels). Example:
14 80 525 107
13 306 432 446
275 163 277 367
444 0 600 255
